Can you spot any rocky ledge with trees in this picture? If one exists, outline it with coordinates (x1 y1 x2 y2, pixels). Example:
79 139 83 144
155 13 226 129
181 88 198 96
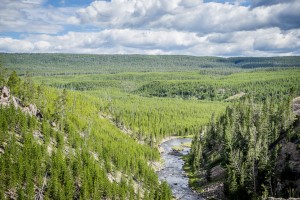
0 86 43 119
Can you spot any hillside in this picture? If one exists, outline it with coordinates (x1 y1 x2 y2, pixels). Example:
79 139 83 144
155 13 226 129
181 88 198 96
0 79 171 199
189 95 300 199
1 53 300 76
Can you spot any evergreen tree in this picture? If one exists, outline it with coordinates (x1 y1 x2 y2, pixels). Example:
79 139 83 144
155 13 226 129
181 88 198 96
0 61 7 86
7 71 21 95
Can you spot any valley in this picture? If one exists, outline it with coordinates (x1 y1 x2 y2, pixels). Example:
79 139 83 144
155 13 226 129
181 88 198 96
0 54 300 199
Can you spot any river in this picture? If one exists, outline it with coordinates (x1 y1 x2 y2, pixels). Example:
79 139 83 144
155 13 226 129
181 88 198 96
157 138 203 200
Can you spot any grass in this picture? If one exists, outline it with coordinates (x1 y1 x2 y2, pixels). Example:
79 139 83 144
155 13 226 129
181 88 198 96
172 146 184 151
182 155 203 193
182 142 191 147
171 142 191 151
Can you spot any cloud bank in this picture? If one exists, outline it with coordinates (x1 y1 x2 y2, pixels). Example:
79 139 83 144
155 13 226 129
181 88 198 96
0 0 299 56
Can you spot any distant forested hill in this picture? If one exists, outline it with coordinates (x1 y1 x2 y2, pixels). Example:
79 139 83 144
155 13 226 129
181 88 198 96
1 53 300 75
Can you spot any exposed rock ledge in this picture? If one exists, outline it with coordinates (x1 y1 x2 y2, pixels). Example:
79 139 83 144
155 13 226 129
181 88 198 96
0 86 43 119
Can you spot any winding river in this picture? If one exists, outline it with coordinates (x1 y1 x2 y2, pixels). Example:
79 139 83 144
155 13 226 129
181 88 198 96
157 138 203 200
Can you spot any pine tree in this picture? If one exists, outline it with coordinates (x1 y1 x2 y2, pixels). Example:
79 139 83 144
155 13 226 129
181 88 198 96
7 71 21 95
161 181 172 200
0 61 7 86
53 89 67 131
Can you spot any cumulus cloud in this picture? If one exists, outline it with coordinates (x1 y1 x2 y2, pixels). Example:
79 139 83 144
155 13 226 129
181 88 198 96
75 0 300 33
0 0 77 34
0 37 34 52
76 0 204 28
0 0 299 56
1 28 299 56
253 29 300 53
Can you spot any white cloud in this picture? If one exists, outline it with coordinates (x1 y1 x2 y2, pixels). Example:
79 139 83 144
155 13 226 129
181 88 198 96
0 0 299 56
0 28 299 56
34 41 51 50
0 0 77 34
253 29 300 53
75 0 300 33
0 37 34 52
76 0 204 28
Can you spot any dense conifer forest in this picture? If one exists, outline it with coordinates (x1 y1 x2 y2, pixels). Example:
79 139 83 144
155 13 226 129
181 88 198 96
0 54 300 199
189 95 299 199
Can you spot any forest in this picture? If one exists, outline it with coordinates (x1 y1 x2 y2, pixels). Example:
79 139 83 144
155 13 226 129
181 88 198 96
0 54 300 199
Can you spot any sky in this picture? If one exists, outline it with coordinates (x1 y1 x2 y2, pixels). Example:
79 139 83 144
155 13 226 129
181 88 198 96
0 0 299 56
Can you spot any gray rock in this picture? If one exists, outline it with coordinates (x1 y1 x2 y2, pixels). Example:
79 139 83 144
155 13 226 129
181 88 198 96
0 86 10 103
1 86 10 98
11 97 18 108
28 104 37 116
12 96 24 107
51 122 57 127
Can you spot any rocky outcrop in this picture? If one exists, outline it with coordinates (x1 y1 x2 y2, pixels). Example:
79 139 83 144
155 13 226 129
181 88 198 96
275 141 300 197
293 97 300 116
0 86 10 106
51 122 56 127
0 86 43 119
271 98 300 198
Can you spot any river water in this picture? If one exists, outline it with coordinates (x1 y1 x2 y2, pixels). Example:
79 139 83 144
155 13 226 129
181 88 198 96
157 138 203 200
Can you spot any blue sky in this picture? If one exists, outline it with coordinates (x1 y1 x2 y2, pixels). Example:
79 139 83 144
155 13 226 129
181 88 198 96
47 0 95 7
0 0 299 56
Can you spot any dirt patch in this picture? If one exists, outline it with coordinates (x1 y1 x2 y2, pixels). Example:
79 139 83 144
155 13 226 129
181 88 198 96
200 181 224 200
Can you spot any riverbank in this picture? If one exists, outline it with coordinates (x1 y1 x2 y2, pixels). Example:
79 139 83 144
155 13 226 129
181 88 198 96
182 155 225 200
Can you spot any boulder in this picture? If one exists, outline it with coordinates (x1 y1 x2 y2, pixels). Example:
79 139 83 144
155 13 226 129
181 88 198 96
1 86 10 98
11 96 24 107
28 104 37 116
51 122 56 127
0 86 10 104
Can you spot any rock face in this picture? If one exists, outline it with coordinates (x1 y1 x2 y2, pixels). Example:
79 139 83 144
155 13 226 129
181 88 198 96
0 86 10 105
271 98 300 198
275 141 300 196
11 96 23 108
0 86 43 119
1 86 10 98
293 97 300 116
23 103 37 116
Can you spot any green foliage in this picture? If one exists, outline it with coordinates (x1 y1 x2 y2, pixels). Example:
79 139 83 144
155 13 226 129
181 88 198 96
0 61 7 86
7 71 21 95
0 71 168 199
136 70 300 101
97 91 227 143
1 54 300 199
190 95 297 199
1 53 300 76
